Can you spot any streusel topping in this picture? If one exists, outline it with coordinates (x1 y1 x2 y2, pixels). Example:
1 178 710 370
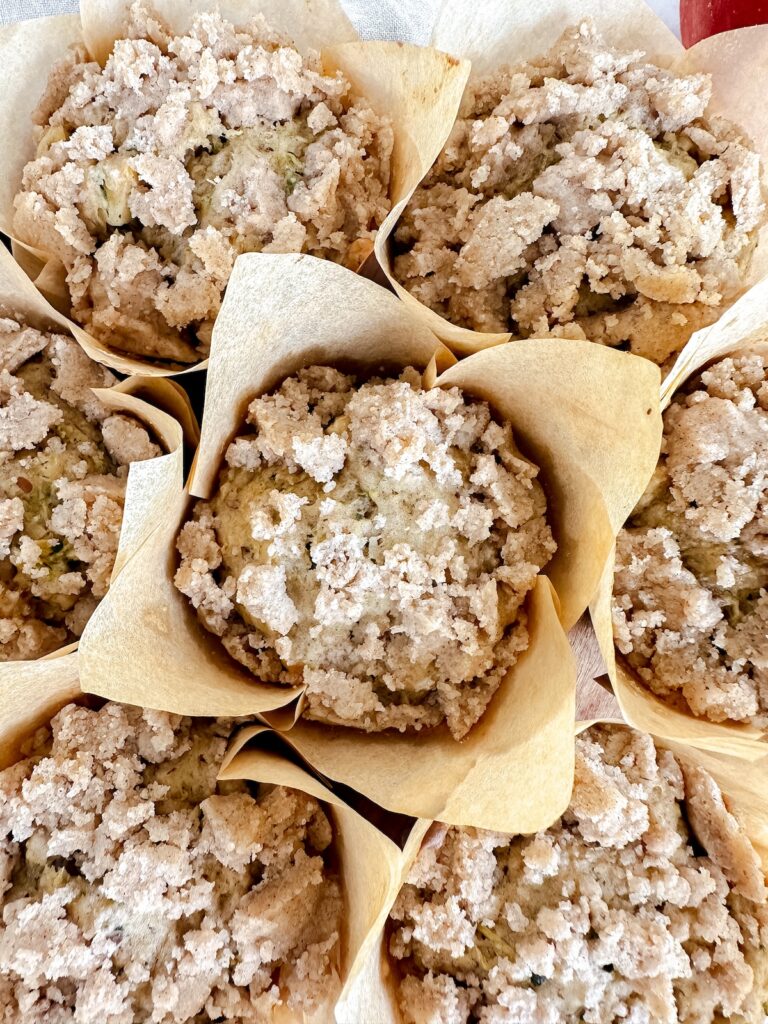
175 366 555 737
394 21 765 366
15 2 393 365
389 725 768 1024
0 702 342 1023
0 316 160 660
613 349 768 725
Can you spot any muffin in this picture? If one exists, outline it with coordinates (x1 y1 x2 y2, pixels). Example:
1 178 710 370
393 20 765 366
613 348 767 726
389 724 768 1024
0 701 342 1023
14 2 393 366
0 315 161 660
174 365 555 738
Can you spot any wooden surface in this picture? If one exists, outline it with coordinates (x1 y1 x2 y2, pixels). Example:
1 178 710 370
570 614 622 721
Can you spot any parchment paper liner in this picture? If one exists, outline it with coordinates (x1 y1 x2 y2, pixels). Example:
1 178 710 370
372 0 768 359
0 651 81 770
0 657 406 1024
78 251 661 829
337 717 768 1024
0 0 469 377
592 276 768 760
0 242 195 673
220 724 410 1024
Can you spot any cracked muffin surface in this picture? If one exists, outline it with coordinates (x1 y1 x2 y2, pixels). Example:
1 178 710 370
394 21 765 366
174 366 555 738
14 2 393 366
0 315 160 660
0 702 342 1023
389 724 768 1024
613 348 768 726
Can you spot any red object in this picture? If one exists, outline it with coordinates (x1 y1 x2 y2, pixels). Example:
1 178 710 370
681 0 768 46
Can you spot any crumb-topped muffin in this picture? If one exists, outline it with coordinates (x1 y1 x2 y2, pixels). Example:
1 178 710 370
389 725 768 1024
0 702 342 1023
394 21 765 366
0 316 160 661
613 348 767 726
14 2 393 365
174 366 555 738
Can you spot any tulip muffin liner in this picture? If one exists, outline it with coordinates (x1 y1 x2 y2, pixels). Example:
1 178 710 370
77 251 661 831
592 276 768 760
0 241 194 665
0 0 469 377
0 653 407 1023
0 649 81 770
220 723 412 1024
372 0 768 365
335 717 768 1024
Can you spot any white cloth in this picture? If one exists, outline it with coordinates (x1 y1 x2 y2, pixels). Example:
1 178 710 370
0 0 680 40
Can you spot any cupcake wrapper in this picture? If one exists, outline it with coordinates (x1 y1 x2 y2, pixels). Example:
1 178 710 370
221 724 410 1024
78 251 661 831
0 650 81 769
0 0 469 376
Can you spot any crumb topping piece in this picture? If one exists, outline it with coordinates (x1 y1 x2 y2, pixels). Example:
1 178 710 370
613 348 768 726
389 725 768 1024
394 21 765 367
0 315 161 661
14 2 393 365
174 366 555 738
0 702 341 1023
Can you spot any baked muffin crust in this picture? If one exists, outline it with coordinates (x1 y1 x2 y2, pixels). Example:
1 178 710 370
0 316 160 660
0 702 342 1023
